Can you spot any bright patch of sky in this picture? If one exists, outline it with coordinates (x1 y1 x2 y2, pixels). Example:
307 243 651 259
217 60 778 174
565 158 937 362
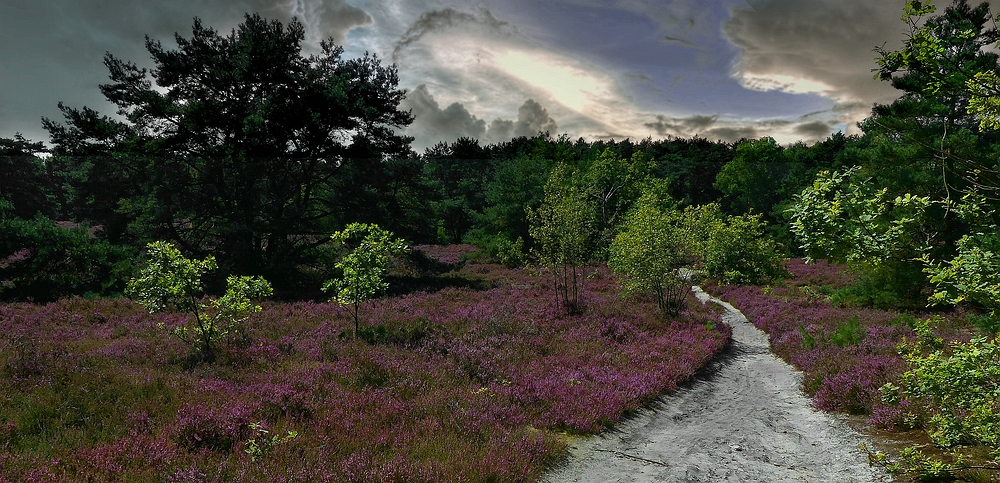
0 0 906 151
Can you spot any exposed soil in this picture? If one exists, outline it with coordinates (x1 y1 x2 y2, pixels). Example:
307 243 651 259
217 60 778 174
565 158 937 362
541 287 890 482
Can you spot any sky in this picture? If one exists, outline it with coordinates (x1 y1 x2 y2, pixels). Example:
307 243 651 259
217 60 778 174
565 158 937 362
0 0 911 152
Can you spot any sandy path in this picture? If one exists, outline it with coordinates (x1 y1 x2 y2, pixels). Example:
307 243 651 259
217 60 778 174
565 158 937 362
541 287 888 483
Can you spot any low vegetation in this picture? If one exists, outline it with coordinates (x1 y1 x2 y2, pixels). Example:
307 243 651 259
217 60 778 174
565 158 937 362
0 246 728 482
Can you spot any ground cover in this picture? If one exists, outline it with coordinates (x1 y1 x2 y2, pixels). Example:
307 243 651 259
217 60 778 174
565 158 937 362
0 245 728 482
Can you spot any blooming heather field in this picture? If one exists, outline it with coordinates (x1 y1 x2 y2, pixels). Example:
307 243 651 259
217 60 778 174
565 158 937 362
0 246 728 482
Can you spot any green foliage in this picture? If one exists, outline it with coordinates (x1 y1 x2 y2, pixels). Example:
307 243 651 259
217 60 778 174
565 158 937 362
831 316 866 347
423 138 492 243
869 445 963 481
905 335 1000 456
608 190 693 318
874 0 998 134
43 13 414 282
799 326 818 350
714 137 788 217
788 167 933 265
688 203 786 285
473 153 552 251
795 317 866 349
968 70 1000 131
345 318 445 348
0 134 53 220
528 164 596 314
582 148 654 250
829 261 928 309
323 223 409 336
925 229 1000 334
1 203 134 302
874 315 1000 480
126 241 272 362
244 422 298 463
489 236 528 268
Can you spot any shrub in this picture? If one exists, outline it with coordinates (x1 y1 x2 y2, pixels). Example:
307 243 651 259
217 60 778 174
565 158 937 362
323 223 409 337
609 190 693 317
1 205 134 302
876 318 1000 476
528 163 595 314
830 316 866 346
691 204 787 285
126 241 272 363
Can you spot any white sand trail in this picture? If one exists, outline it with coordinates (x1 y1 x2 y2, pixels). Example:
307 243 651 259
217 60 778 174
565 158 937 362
541 286 888 483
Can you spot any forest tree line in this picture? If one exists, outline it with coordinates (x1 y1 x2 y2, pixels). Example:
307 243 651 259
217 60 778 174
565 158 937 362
4 0 1000 316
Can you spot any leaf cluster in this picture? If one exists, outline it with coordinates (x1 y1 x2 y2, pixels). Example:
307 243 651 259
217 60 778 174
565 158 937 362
788 167 934 265
126 241 272 361
322 223 408 334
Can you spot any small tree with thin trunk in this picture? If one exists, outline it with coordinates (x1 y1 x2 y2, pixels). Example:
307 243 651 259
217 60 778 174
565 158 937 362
528 163 595 314
323 223 408 337
608 190 694 318
126 241 272 363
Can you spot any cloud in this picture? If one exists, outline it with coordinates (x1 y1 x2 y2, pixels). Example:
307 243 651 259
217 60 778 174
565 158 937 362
400 84 559 152
392 8 511 62
706 126 758 143
643 112 838 144
723 0 905 131
513 99 558 137
794 121 832 138
269 0 371 46
400 84 558 151
400 84 486 147
644 114 719 137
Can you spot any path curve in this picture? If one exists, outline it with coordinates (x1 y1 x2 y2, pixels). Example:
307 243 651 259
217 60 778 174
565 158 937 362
541 286 888 483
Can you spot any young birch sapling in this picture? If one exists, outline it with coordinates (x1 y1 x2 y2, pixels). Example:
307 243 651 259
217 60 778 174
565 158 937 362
126 241 272 362
323 223 409 337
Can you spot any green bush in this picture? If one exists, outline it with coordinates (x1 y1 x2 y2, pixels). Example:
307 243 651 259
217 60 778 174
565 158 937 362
683 203 787 285
126 241 272 363
830 316 865 346
609 191 693 318
1 206 134 302
878 316 1000 479
829 261 925 309
473 235 528 268
323 223 409 337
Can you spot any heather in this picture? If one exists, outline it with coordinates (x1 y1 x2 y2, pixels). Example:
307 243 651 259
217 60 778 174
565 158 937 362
712 260 922 424
0 246 728 482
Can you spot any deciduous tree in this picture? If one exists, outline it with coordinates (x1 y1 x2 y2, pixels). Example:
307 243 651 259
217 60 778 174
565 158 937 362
323 223 408 337
528 163 595 314
608 189 692 318
126 241 272 362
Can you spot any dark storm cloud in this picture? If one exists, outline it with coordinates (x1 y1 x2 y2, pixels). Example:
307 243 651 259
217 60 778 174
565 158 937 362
646 112 833 144
400 84 487 145
723 0 904 119
392 8 511 62
706 126 758 143
0 0 370 143
272 0 372 45
644 114 719 137
513 99 557 137
400 85 557 150
794 121 832 138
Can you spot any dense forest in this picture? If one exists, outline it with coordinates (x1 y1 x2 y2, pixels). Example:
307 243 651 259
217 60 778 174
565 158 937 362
6 0 1000 478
